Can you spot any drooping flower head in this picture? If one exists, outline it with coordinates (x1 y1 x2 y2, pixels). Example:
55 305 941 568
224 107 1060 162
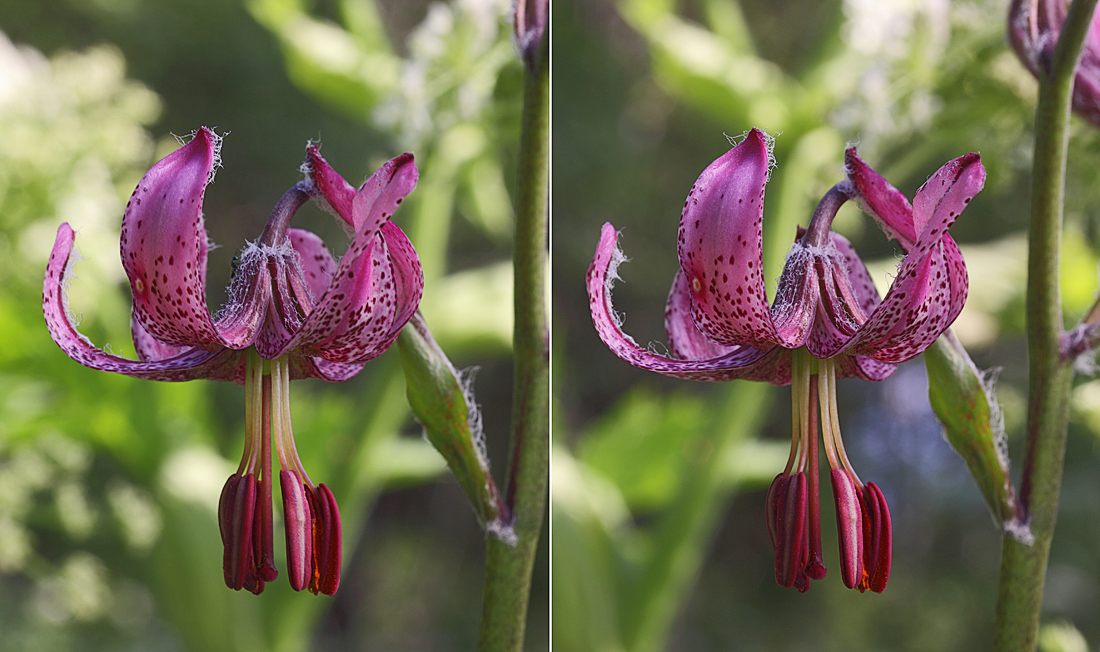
1009 0 1100 126
43 128 424 594
587 129 985 592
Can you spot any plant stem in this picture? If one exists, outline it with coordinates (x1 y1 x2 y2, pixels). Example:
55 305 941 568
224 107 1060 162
477 39 549 652
993 1 1098 649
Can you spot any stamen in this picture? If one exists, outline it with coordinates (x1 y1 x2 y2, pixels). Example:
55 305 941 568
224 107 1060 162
784 354 802 475
271 356 313 485
818 358 841 470
255 373 277 585
826 360 862 486
796 350 812 472
805 371 826 580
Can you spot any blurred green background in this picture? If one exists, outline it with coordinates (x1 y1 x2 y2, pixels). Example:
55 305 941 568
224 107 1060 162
0 0 546 650
554 0 1100 651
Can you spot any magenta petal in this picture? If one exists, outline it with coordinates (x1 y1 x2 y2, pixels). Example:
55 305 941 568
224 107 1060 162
131 311 186 361
380 221 425 337
293 357 367 382
770 245 821 349
305 145 357 229
677 129 779 349
845 148 917 251
836 355 897 382
587 223 788 384
44 223 243 382
121 128 230 349
288 228 337 302
665 269 738 360
338 153 418 279
830 232 882 317
283 234 397 361
843 235 967 363
909 153 985 259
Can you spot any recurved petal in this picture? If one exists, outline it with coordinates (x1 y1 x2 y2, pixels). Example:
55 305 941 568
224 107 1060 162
588 223 788 384
292 357 367 382
121 127 227 349
770 244 821 349
836 355 897 382
842 234 967 363
280 234 396 359
131 311 186 361
665 269 738 360
831 232 882 317
304 145 356 229
845 148 917 250
289 228 336 302
909 154 985 258
380 221 424 336
45 223 242 382
678 129 779 349
344 153 418 268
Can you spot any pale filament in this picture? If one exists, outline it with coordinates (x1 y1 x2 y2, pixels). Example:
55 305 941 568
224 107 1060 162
271 356 314 488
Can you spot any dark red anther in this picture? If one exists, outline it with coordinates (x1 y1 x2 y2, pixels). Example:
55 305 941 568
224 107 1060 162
766 472 808 589
280 470 314 592
309 483 342 596
859 482 891 593
254 477 278 586
218 473 257 591
830 468 864 590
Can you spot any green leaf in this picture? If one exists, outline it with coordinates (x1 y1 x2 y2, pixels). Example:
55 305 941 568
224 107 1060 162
925 330 1021 532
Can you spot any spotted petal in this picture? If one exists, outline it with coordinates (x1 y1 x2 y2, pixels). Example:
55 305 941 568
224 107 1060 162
304 145 357 230
845 148 917 250
677 128 779 349
45 223 242 382
588 223 788 384
121 128 266 350
664 269 738 360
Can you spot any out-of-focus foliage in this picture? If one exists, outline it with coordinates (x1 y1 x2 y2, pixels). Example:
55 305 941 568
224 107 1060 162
555 0 1100 649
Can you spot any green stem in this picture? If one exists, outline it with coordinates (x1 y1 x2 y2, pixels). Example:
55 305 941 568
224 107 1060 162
477 40 549 652
993 1 1098 649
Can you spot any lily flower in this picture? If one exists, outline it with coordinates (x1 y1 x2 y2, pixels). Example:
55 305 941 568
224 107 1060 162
1009 0 1100 127
586 129 985 592
43 128 423 594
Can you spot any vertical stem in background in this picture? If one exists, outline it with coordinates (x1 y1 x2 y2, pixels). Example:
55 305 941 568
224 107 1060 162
477 37 550 652
993 1 1098 649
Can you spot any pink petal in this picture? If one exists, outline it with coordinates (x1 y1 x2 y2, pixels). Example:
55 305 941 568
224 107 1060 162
841 235 968 363
270 160 422 364
131 311 186 361
588 223 788 384
45 223 242 382
291 357 367 382
831 232 882 317
845 148 917 250
677 129 779 349
380 221 425 336
288 228 336 302
664 269 738 360
770 245 821 349
304 145 356 229
272 232 409 364
836 355 897 382
909 153 985 259
121 128 235 348
215 244 275 348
